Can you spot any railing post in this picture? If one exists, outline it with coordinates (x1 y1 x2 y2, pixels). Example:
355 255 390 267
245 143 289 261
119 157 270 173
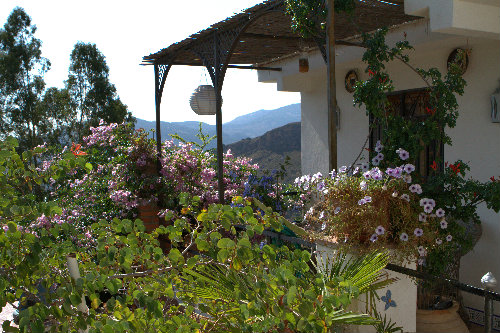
481 272 497 333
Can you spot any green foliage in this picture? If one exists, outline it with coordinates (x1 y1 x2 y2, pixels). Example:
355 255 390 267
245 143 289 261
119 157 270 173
67 42 134 141
0 134 392 332
0 7 51 150
285 0 356 37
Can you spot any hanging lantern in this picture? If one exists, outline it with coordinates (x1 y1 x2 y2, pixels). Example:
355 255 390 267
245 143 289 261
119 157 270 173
190 85 218 115
299 58 309 73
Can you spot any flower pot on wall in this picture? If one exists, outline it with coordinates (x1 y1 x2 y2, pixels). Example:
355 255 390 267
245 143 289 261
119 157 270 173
416 301 469 333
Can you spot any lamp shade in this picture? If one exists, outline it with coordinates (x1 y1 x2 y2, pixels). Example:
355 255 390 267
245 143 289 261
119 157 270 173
190 85 218 115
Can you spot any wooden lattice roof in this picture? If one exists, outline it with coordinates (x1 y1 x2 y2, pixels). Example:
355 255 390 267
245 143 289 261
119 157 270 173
142 0 421 66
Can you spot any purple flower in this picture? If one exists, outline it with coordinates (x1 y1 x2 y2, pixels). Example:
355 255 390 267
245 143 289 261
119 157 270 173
371 157 380 166
436 238 443 245
400 233 408 241
361 163 369 171
370 234 378 242
419 213 427 222
446 234 453 242
404 164 415 174
396 148 410 160
339 166 348 174
370 168 383 180
375 140 383 152
364 196 372 203
375 225 385 235
403 175 412 184
440 219 448 229
417 246 427 256
414 228 424 237
418 258 425 266
409 184 422 194
401 194 410 202
360 181 368 191
376 153 384 161
424 205 433 213
363 171 372 180
358 199 367 205
435 208 445 217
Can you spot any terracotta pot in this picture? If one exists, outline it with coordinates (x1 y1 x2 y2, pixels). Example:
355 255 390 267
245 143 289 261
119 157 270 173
138 204 160 233
416 301 469 333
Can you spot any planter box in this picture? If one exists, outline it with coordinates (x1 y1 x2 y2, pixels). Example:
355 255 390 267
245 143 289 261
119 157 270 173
316 242 417 333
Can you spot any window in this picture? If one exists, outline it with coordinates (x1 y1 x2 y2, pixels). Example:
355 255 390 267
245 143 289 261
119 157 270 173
369 88 444 178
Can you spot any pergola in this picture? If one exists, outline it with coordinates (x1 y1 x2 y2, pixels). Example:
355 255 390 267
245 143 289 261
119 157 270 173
142 0 420 204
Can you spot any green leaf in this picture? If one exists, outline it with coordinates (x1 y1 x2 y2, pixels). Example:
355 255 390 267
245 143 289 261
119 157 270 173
168 248 183 264
217 238 235 250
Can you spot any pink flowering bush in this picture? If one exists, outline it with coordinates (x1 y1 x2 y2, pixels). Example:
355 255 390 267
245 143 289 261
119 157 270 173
43 122 259 240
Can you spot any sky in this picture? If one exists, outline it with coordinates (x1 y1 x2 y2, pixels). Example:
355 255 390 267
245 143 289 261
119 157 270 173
0 0 300 125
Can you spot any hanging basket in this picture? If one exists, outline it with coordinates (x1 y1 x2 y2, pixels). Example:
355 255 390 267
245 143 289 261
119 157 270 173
189 85 219 115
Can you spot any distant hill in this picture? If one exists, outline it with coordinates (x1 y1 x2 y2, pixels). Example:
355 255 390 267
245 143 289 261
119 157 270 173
135 104 300 149
225 122 301 183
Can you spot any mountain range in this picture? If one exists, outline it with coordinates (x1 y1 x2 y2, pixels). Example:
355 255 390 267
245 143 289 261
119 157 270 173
225 122 301 183
135 104 300 149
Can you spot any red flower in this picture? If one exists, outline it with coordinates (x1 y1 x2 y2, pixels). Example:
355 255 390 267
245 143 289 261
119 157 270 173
364 148 371 152
71 143 87 157
430 161 438 171
425 107 436 115
368 69 376 76
448 163 461 175
491 176 496 182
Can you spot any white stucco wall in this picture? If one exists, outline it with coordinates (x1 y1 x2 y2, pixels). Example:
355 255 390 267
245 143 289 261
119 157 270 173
258 18 500 317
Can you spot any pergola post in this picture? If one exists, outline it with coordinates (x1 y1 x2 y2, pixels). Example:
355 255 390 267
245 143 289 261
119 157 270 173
154 64 163 172
213 32 225 205
326 0 338 172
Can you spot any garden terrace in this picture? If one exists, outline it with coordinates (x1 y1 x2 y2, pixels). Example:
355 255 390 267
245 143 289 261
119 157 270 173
142 0 422 204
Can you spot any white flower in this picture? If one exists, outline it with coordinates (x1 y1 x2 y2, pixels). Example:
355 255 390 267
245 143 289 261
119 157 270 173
446 234 453 242
400 233 408 241
424 205 433 213
419 213 427 222
436 238 443 245
392 191 399 198
360 181 368 191
370 234 378 242
361 163 369 171
414 228 424 237
410 184 422 194
435 208 445 217
403 175 412 184
375 225 385 235
321 223 327 231
401 194 410 202
404 164 415 174
417 246 427 256
319 211 325 219
440 219 448 229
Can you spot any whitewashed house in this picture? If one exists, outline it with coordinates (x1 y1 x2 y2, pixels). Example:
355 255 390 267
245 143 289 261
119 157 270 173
257 0 500 325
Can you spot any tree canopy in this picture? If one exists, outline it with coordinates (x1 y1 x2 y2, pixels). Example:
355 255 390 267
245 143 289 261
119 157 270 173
0 8 134 150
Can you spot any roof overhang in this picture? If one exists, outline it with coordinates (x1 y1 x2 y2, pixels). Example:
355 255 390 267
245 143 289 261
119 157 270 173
142 0 422 67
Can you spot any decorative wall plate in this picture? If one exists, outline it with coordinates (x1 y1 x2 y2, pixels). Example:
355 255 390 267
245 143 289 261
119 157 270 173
447 48 469 75
345 70 358 93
